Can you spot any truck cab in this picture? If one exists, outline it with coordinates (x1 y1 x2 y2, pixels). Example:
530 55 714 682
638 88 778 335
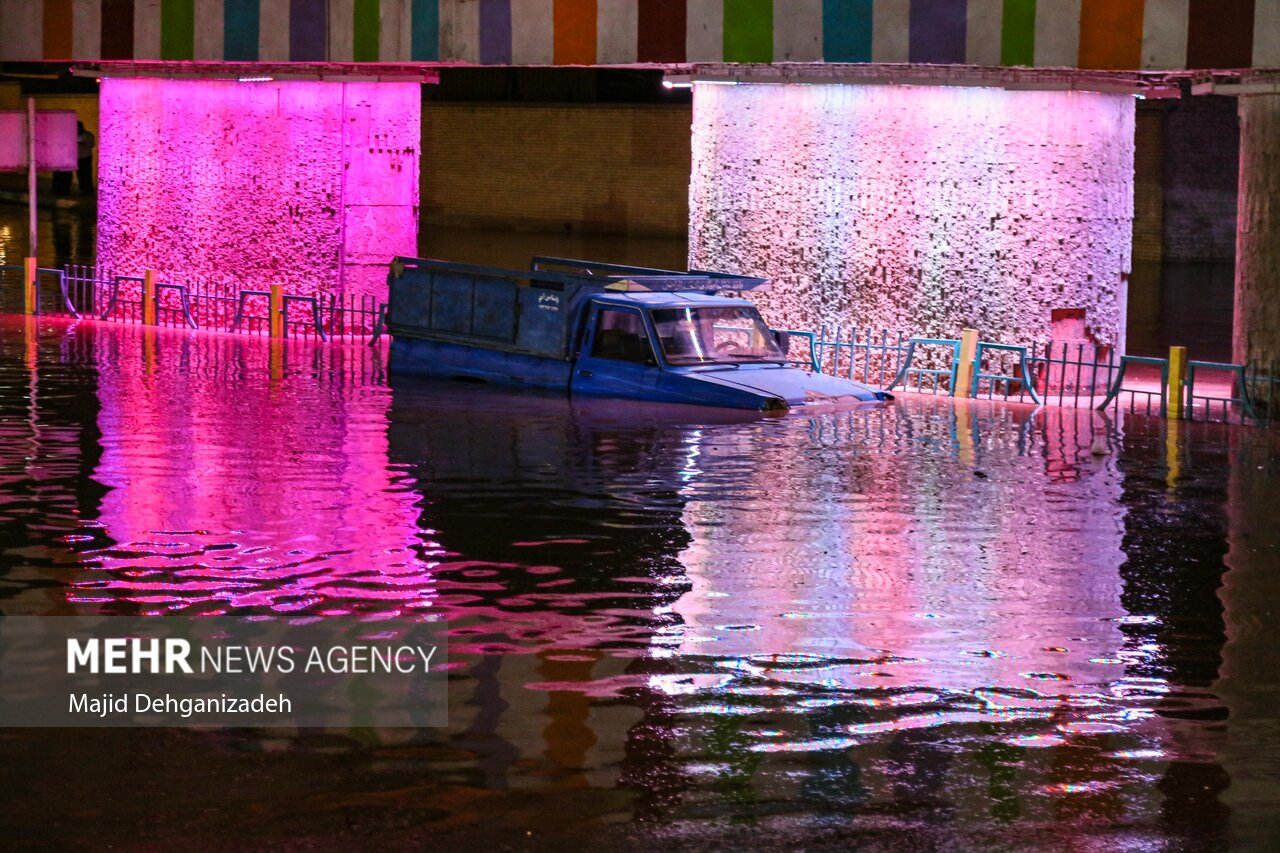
570 290 890 410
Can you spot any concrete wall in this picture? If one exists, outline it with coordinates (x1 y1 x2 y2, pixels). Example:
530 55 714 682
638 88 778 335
95 77 419 300
689 82 1135 349
1234 94 1280 374
422 102 690 237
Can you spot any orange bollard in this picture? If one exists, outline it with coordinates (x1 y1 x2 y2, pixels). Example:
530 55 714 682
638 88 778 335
23 257 37 315
24 315 38 369
953 328 979 398
269 339 284 384
143 270 157 325
143 327 157 377
270 284 284 338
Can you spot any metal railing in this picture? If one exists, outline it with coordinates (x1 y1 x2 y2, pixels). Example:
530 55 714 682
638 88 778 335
795 324 1273 428
888 337 959 395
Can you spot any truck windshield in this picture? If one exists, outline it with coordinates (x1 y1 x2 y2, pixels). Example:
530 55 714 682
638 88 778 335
650 306 785 366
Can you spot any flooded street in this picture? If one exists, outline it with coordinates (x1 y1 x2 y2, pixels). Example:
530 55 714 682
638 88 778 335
1 314 1278 850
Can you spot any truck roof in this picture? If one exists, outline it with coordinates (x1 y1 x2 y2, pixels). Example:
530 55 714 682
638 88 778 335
529 256 768 294
589 291 755 309
390 255 769 296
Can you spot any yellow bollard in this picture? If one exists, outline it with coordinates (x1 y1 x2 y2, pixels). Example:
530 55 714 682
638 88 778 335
269 340 284 383
1165 417 1181 489
143 328 157 377
142 270 157 325
954 399 975 468
953 328 980 398
24 315 38 369
1166 345 1187 420
269 284 284 339
23 257 37 315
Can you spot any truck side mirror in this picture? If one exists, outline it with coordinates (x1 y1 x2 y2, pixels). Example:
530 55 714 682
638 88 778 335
772 330 790 355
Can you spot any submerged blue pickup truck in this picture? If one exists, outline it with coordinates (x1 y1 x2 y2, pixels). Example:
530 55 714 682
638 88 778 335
386 256 892 413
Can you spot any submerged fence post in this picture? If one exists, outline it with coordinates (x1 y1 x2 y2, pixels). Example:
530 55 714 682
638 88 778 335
1167 345 1187 419
954 328 979 397
269 284 284 339
23 257 37 315
142 270 157 325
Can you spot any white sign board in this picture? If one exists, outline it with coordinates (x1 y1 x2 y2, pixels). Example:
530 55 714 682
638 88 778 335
0 110 78 170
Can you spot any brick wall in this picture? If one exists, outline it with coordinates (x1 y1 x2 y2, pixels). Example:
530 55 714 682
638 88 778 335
1162 95 1239 261
422 102 692 237
1132 105 1165 264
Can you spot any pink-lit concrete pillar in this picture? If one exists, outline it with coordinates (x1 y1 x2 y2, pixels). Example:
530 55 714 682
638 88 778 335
688 83 1135 350
1233 94 1280 379
96 77 419 301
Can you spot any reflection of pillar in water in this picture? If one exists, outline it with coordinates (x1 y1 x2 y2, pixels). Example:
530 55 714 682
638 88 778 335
1216 426 1280 849
538 649 601 788
1116 416 1231 843
667 399 1134 817
453 647 521 790
88 328 431 614
671 400 1130 692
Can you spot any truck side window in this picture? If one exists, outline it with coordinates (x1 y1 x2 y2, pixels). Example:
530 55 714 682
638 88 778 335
591 309 655 365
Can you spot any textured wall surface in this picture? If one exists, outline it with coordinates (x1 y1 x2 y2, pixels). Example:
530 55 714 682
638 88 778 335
1234 94 1280 373
96 78 419 300
689 82 1135 349
422 102 690 236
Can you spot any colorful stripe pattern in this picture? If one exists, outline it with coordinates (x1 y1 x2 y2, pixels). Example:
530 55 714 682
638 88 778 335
553 0 595 65
909 0 967 64
823 0 873 63
1 0 1277 69
223 0 259 60
723 0 771 63
479 0 512 64
638 0 685 63
160 0 195 60
1000 0 1035 67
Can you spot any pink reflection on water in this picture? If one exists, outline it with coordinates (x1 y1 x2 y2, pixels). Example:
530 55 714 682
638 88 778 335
75 325 436 616
656 399 1160 769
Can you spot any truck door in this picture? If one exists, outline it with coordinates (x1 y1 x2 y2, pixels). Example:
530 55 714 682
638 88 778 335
571 304 662 400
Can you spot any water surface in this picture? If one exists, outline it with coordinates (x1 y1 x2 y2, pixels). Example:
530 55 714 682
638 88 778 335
1 315 1277 851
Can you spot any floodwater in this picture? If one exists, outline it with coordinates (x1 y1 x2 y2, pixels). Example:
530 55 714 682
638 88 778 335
1 314 1278 851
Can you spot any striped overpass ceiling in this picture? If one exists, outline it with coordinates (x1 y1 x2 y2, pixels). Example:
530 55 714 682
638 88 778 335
2 1 1279 71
